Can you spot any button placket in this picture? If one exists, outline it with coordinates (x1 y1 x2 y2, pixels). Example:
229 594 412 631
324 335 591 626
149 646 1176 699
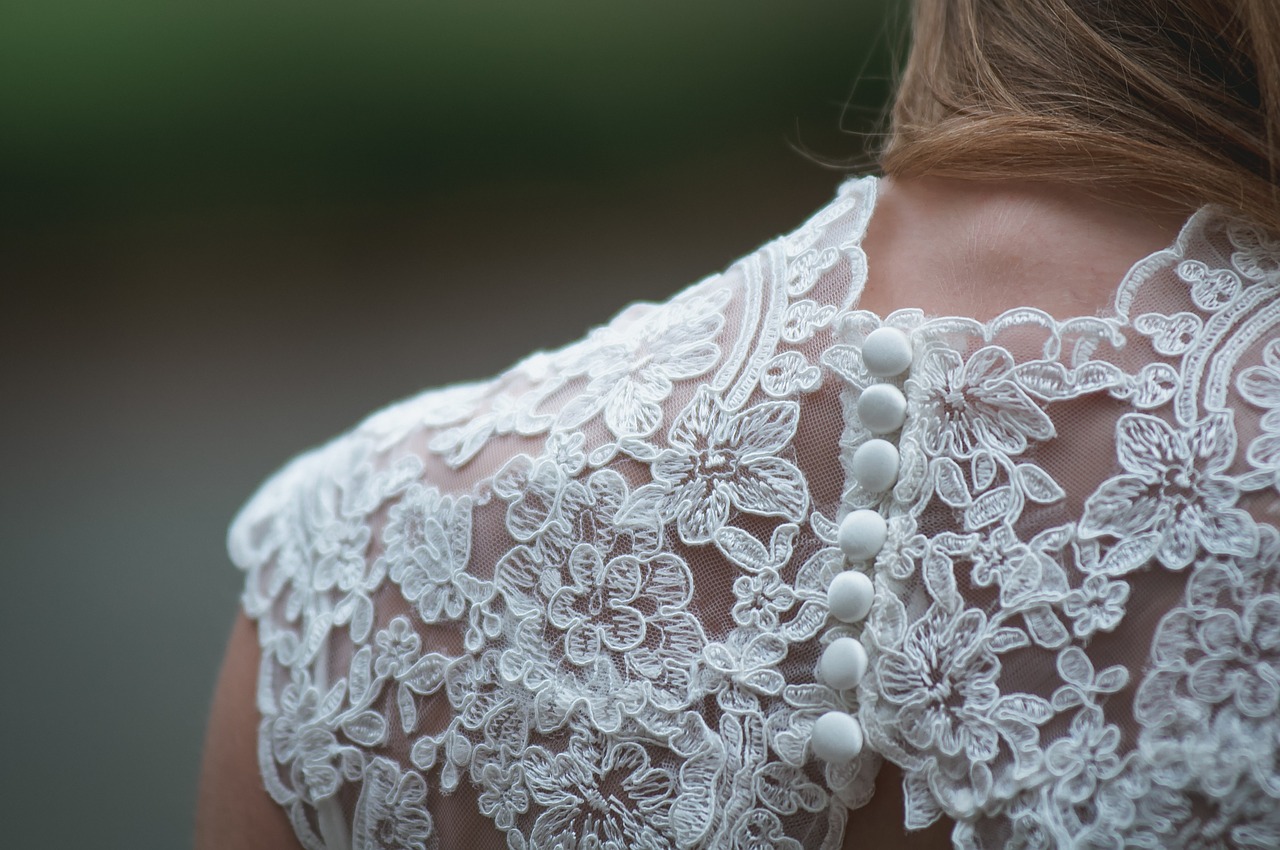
811 325 913 765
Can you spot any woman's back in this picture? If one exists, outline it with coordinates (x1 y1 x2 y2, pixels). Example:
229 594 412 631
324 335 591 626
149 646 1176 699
205 175 1280 849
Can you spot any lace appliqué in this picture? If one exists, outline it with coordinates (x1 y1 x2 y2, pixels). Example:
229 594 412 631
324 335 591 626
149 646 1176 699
229 177 1280 850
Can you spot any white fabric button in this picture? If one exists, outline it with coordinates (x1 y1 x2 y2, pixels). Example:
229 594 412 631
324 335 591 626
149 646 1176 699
811 710 864 764
827 570 874 623
863 327 913 377
857 384 907 434
852 438 900 491
819 637 868 690
838 509 888 562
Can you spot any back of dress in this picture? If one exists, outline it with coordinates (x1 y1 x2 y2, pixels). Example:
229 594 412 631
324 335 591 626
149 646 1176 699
228 177 1280 849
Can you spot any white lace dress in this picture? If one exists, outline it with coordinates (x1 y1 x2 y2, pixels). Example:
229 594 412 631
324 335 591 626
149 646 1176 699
228 176 1280 850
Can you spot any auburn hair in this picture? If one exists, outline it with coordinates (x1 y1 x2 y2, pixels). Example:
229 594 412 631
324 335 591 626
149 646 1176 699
881 0 1280 232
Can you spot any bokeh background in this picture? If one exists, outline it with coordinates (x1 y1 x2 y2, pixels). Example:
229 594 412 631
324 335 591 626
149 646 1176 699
1 2 901 846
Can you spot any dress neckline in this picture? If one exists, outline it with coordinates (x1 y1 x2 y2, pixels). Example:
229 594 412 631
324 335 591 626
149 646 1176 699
846 174 1215 330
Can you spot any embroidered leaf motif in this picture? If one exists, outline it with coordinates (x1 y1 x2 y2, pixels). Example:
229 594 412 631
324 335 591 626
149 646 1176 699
1057 646 1095 686
903 770 943 829
781 600 827 642
348 646 373 706
1094 664 1130 694
965 486 1015 530
397 683 418 734
1177 259 1242 311
756 762 826 814
971 450 997 491
935 457 971 507
787 246 840 296
232 178 1280 850
349 594 374 643
743 669 786 696
781 684 831 709
1013 361 1076 401
994 694 1054 725
1073 361 1125 394
402 654 450 695
924 549 960 611
989 627 1031 653
1129 363 1180 409
1134 311 1203 355
1024 605 1070 648
714 524 799 573
820 344 865 385
1017 464 1066 504
1095 533 1162 575
762 351 822 397
877 590 907 648
302 612 335 665
714 527 771 572
782 300 838 344
810 511 838 543
342 711 388 747
1031 523 1074 552
409 735 437 771
670 752 719 846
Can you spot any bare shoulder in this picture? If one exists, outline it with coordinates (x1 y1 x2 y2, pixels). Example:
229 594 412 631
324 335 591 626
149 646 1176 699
195 613 301 850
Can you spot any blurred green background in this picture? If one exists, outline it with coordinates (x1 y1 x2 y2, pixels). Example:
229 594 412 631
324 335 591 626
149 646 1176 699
1 2 900 846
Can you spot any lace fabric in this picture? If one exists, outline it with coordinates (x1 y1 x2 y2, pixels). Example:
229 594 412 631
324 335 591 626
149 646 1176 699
228 176 1280 849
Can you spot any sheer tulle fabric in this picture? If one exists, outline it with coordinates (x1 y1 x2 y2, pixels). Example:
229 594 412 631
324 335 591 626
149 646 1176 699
228 177 1280 850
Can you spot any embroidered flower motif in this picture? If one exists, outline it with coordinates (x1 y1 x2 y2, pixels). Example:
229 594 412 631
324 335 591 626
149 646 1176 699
1130 777 1280 850
475 761 530 831
730 810 804 850
731 568 798 628
625 389 808 545
547 545 649 665
445 650 510 731
1238 338 1280 491
352 757 434 850
1229 221 1280 283
877 514 928 581
520 729 678 850
272 670 349 801
237 181 1280 850
1080 412 1258 570
1063 575 1130 638
1043 709 1123 804
310 507 373 594
555 286 727 439
428 390 537 469
495 466 703 726
496 472 631 608
701 628 788 714
508 552 703 726
878 607 1003 762
1131 530 1280 827
491 452 572 544
372 618 422 678
968 524 1066 605
911 345 1055 459
1159 602 1280 720
384 486 484 622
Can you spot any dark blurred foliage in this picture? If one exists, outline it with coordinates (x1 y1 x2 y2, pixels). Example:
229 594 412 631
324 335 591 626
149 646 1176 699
1 1 898 221
0 2 900 847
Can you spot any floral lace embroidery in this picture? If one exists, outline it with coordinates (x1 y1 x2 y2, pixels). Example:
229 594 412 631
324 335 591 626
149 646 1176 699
229 176 1280 850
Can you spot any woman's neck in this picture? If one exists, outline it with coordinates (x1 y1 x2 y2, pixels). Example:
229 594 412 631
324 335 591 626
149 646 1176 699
859 176 1194 321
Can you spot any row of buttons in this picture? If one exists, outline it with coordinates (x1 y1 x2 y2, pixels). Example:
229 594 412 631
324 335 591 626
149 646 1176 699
812 327 912 766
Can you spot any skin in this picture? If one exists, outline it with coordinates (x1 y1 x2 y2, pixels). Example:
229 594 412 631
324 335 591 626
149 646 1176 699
195 176 1192 850
195 614 299 850
859 176 1190 322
